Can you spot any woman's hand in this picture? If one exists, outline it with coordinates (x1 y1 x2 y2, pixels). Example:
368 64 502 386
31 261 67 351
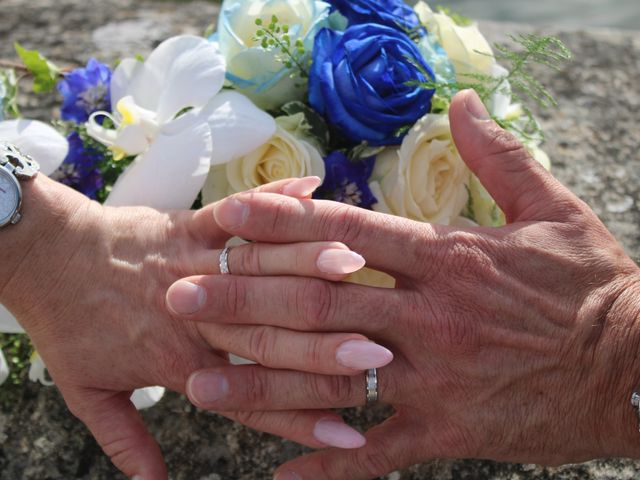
173 90 640 479
0 176 391 479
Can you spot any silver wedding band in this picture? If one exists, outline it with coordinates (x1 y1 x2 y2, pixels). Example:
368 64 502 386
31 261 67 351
366 368 378 404
219 247 232 275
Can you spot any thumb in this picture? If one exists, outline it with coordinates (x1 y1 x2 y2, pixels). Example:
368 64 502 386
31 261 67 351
449 89 576 223
68 390 167 480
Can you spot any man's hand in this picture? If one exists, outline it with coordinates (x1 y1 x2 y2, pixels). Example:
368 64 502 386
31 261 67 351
174 90 640 479
0 176 389 479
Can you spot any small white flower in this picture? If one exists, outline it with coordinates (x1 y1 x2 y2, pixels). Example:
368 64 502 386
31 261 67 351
28 352 54 386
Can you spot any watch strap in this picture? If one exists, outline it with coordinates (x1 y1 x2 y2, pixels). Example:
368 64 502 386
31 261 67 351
0 142 40 180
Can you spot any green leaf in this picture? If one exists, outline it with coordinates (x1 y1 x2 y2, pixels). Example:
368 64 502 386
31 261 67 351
0 69 21 119
348 141 385 162
14 43 61 93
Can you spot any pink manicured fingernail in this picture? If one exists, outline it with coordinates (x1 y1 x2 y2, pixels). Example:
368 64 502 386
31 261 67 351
166 281 206 315
215 197 249 229
317 249 366 275
188 372 229 404
282 176 322 198
464 89 491 120
274 471 301 480
336 340 394 370
313 419 366 449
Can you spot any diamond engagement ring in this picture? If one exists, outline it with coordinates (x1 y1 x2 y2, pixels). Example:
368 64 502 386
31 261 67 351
219 247 232 275
366 368 379 404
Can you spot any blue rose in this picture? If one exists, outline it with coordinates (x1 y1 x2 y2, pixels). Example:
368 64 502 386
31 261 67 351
309 24 436 146
58 59 112 123
327 0 421 32
316 151 377 209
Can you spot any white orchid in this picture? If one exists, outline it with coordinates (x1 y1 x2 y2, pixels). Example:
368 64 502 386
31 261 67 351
87 34 276 209
0 119 68 176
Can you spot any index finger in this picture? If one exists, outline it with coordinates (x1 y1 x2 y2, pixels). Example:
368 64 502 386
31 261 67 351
212 193 450 278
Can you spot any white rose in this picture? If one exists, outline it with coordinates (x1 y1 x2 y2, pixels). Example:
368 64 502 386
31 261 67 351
369 114 469 225
414 2 494 79
214 0 331 110
202 115 325 203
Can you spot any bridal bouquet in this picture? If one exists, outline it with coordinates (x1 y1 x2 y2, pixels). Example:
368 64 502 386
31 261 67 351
0 0 569 403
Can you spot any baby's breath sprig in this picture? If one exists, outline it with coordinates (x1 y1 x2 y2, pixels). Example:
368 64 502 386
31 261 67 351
254 16 309 79
488 34 572 109
407 34 571 140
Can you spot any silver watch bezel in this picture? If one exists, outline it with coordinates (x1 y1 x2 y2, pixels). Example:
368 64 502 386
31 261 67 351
0 166 23 228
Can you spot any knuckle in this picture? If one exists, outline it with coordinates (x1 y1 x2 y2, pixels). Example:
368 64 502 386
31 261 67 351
322 204 366 247
485 124 526 159
223 278 247 319
241 243 264 276
447 231 496 278
247 326 277 366
305 336 325 369
266 198 293 237
232 410 268 428
244 367 269 406
296 280 334 329
312 374 355 405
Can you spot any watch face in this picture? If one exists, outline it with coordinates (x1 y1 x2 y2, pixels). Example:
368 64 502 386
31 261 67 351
0 168 21 227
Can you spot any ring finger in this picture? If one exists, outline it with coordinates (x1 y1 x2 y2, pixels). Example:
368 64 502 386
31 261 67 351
182 241 367 282
186 363 400 412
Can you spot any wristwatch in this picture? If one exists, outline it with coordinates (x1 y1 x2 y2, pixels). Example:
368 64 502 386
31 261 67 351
0 141 40 228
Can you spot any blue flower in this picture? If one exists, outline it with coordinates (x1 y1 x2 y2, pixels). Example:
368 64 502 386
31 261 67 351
58 59 112 123
52 132 103 199
327 0 421 32
309 24 436 146
316 151 377 209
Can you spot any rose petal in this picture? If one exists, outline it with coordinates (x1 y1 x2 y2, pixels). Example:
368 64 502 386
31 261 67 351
0 119 68 176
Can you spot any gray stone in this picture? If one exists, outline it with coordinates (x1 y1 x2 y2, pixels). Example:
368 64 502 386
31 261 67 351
0 1 639 479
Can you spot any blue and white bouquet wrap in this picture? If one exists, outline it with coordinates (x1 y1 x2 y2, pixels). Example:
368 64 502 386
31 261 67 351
0 0 568 404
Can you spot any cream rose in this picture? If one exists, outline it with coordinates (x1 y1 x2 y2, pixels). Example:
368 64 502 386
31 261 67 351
369 114 469 225
202 115 325 203
414 2 494 79
213 0 331 110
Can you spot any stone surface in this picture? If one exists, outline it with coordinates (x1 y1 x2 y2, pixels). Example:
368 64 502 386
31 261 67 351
0 1 639 479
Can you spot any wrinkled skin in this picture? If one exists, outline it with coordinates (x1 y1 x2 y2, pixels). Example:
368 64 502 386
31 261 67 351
174 91 640 479
0 177 371 479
